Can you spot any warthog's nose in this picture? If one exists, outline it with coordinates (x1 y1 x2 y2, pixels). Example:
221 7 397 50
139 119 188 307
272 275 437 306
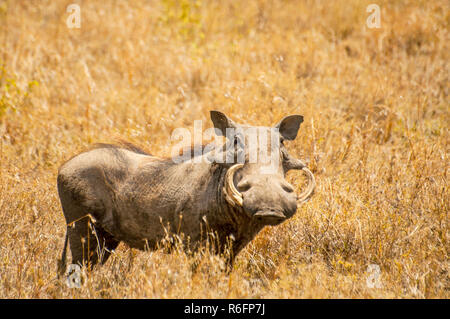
237 175 298 223
237 177 295 195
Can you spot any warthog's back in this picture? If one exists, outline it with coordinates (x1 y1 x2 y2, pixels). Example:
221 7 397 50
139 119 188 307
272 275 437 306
57 145 161 236
58 146 152 181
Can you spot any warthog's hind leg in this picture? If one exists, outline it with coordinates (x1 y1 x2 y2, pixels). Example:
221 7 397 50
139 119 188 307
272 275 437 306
58 179 120 272
66 218 120 270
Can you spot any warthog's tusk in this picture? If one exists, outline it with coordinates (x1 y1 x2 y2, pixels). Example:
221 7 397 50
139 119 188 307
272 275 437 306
296 166 316 204
224 163 244 207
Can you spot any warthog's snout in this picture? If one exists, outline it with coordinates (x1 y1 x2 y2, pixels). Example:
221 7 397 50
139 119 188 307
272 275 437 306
237 175 298 225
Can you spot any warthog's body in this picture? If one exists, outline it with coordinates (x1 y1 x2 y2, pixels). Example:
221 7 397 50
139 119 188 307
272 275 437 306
57 111 315 273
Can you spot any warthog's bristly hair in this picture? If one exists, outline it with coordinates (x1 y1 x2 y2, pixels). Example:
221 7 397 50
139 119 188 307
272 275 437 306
91 140 152 156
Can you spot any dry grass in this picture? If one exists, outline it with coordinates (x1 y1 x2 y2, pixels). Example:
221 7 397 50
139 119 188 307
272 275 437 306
0 0 448 298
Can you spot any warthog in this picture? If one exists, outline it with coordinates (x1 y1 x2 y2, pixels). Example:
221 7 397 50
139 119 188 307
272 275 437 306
57 111 315 273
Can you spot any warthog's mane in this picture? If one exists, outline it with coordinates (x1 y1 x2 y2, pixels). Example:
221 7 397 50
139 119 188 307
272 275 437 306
91 140 152 156
59 140 154 172
89 140 211 163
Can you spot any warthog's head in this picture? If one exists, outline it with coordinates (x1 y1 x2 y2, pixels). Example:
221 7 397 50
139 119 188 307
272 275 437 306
209 111 315 226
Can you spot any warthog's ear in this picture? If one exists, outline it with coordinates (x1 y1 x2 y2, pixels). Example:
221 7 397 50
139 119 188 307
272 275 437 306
275 115 304 140
210 110 237 136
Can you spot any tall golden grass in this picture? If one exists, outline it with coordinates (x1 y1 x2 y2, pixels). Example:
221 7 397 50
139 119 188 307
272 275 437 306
0 0 448 298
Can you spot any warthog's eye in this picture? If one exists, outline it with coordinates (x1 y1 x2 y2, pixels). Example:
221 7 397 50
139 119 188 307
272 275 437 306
234 136 244 150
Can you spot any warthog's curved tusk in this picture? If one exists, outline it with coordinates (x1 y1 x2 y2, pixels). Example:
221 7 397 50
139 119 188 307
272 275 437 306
223 163 244 207
295 166 316 204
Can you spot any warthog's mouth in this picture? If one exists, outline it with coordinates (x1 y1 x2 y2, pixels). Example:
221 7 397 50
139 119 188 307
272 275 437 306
253 210 286 226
